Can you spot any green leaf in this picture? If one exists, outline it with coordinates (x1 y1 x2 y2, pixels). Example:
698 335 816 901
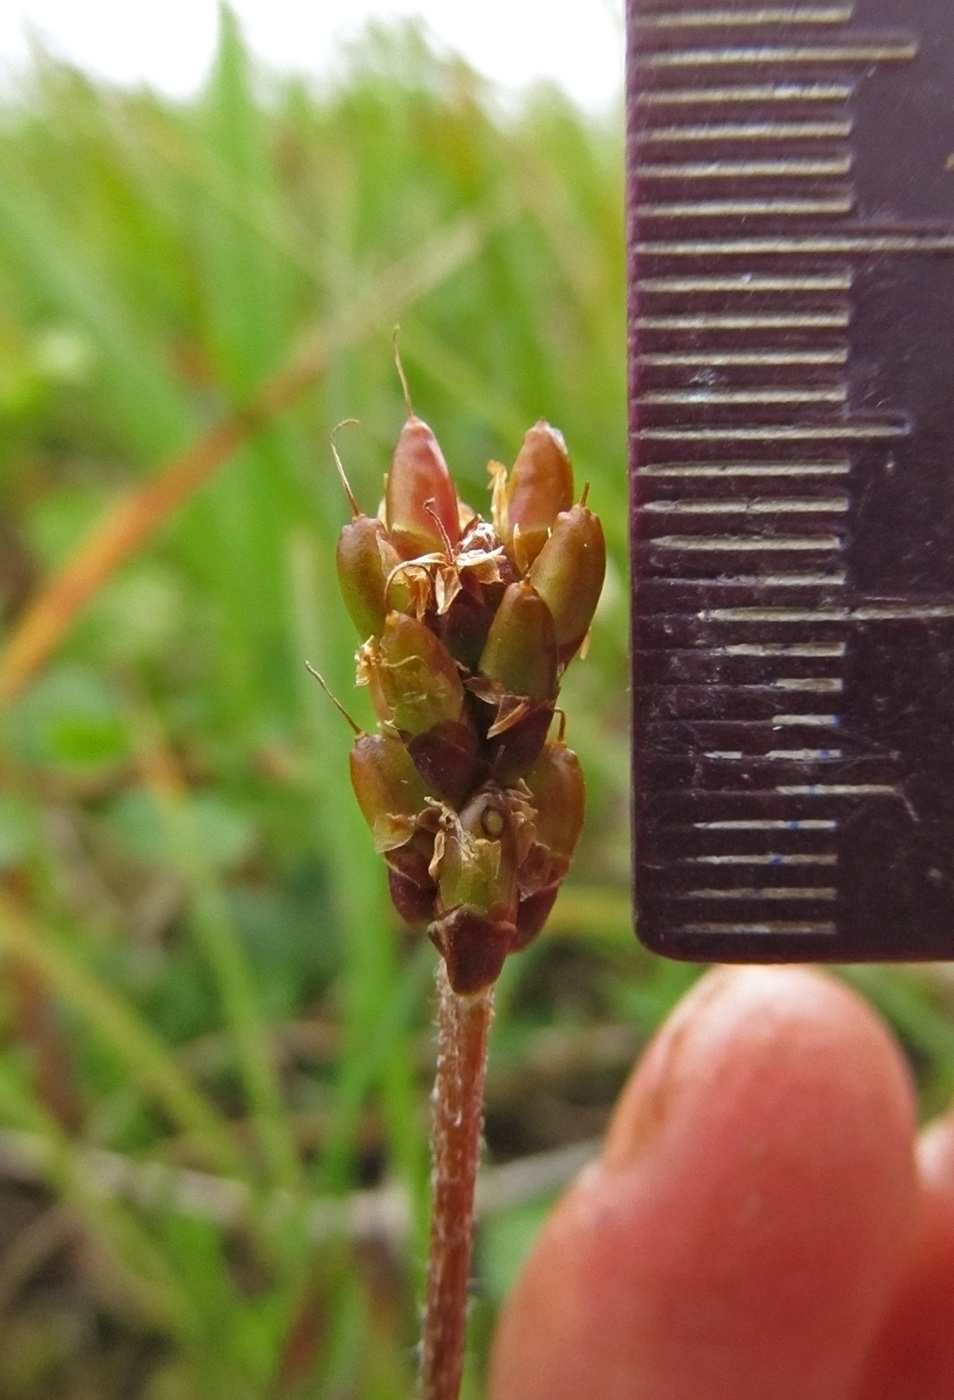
5 665 130 768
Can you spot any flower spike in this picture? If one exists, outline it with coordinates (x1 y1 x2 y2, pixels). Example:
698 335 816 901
334 382 604 994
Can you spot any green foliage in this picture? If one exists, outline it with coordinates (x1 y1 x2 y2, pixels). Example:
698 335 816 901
0 10 949 1399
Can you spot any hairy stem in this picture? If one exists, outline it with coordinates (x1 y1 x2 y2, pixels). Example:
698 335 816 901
419 959 494 1400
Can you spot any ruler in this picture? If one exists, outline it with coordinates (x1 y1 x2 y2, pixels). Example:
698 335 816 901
627 0 954 960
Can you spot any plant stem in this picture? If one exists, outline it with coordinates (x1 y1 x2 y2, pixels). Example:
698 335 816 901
419 960 494 1400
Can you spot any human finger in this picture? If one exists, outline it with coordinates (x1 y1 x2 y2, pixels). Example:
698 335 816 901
490 965 918 1400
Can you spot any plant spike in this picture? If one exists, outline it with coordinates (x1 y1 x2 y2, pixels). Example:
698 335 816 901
331 375 604 1400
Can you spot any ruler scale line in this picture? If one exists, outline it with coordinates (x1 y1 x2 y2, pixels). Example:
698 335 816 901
637 311 849 327
637 45 917 71
639 392 848 408
636 83 855 105
639 197 855 217
636 8 855 30
639 273 853 290
636 234 954 255
643 495 850 510
639 352 849 366
636 158 853 178
637 120 853 141
638 425 908 441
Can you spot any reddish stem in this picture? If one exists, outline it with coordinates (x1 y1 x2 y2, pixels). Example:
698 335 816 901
419 960 494 1400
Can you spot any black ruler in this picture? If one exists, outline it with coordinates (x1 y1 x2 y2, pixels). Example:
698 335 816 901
627 0 954 960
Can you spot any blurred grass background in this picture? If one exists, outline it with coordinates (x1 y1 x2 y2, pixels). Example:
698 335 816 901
0 8 953 1398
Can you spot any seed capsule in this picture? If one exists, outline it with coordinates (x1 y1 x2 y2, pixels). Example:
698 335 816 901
434 582 496 673
471 581 559 782
512 741 586 947
522 740 585 863
529 501 606 665
374 612 466 735
478 581 559 703
349 731 432 838
434 787 520 920
347 731 439 926
385 416 460 561
497 421 574 572
360 613 482 805
336 516 401 640
389 870 436 926
406 720 481 810
386 831 440 926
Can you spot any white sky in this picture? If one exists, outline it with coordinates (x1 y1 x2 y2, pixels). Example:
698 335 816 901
0 1 625 112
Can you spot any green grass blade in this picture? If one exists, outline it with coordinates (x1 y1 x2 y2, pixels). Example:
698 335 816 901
148 773 304 1193
0 893 241 1176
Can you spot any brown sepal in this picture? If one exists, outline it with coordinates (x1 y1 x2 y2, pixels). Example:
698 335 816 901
428 905 516 995
512 885 561 950
434 580 496 672
388 863 438 926
487 700 554 786
405 719 483 808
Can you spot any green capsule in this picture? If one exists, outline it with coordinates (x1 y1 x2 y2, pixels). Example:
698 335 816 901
477 581 558 703
336 516 401 640
376 612 466 735
474 581 558 783
512 741 586 949
504 421 574 571
385 415 460 561
529 501 606 665
434 786 520 920
522 741 585 862
428 786 524 994
348 731 432 837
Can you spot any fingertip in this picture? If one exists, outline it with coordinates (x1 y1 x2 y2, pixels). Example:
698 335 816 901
602 964 914 1176
490 966 918 1400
